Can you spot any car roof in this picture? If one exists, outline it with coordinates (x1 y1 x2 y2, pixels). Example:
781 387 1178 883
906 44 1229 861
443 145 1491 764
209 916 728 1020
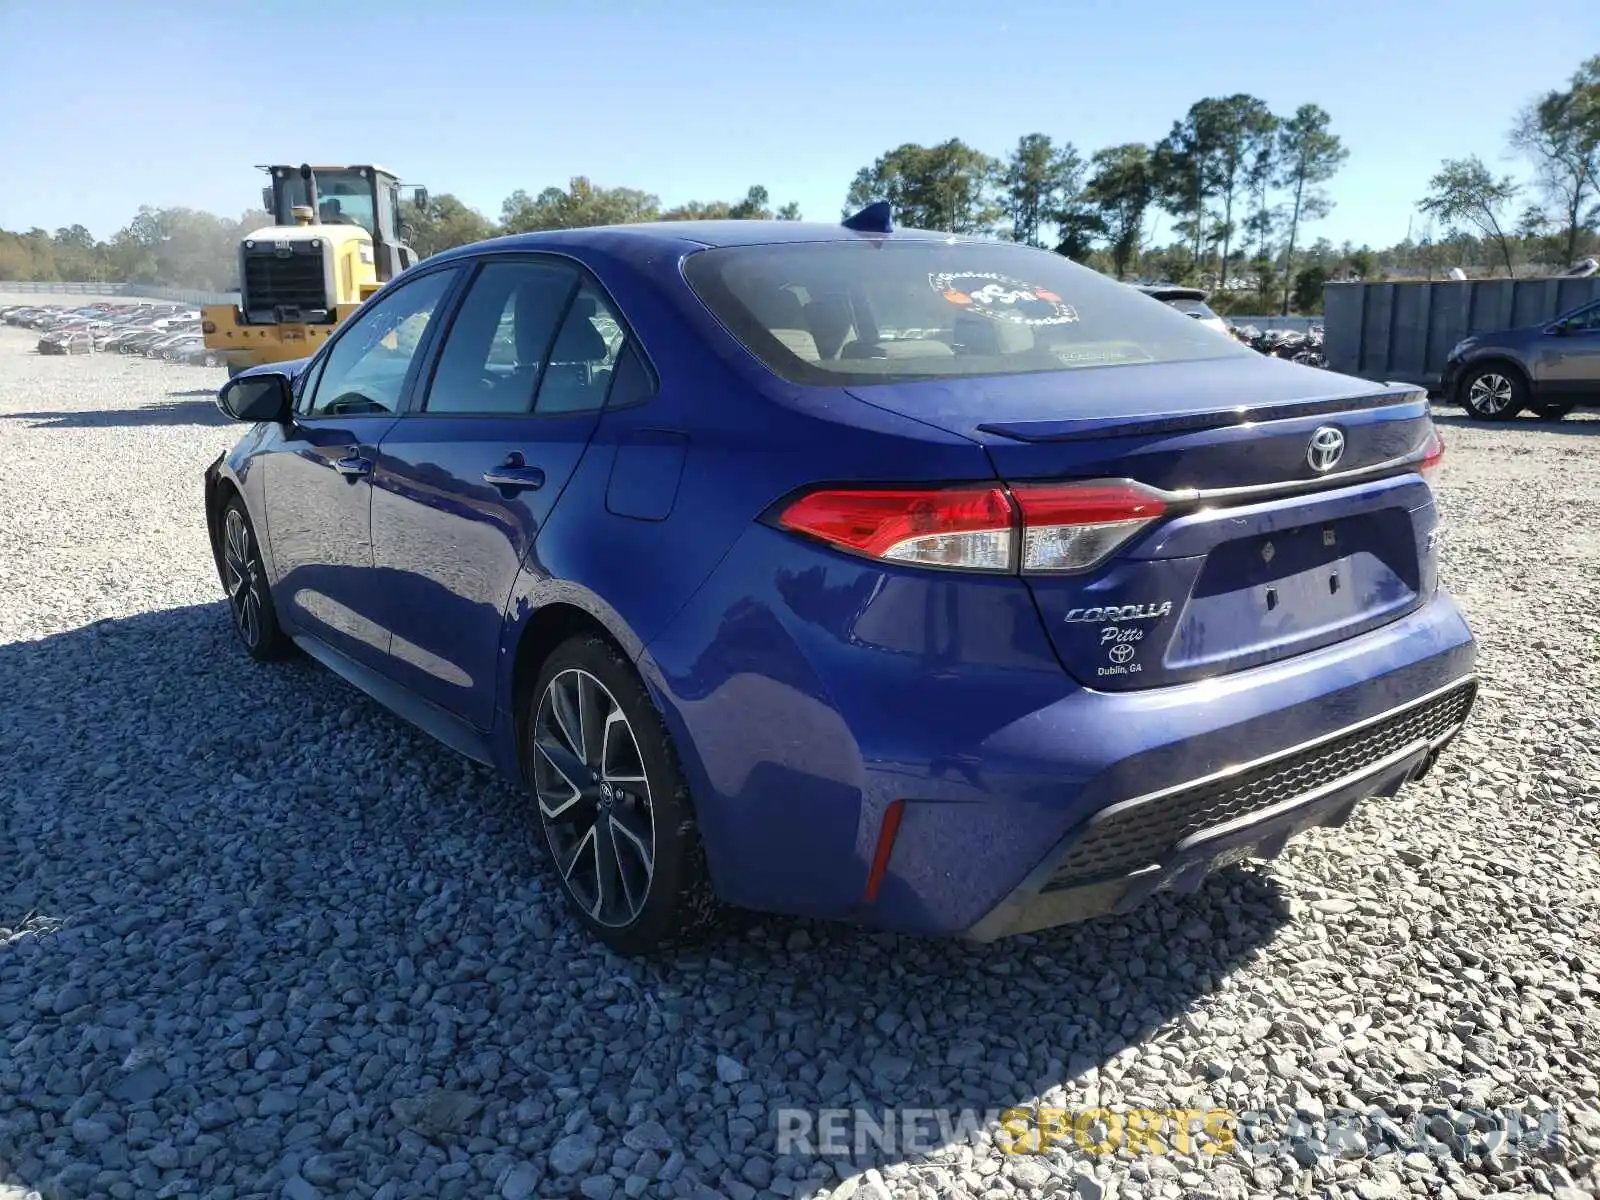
421 219 971 268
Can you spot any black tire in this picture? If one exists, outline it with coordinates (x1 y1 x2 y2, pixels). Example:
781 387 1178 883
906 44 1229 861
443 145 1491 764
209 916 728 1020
218 497 292 662
524 633 718 955
1532 401 1576 421
1458 363 1527 421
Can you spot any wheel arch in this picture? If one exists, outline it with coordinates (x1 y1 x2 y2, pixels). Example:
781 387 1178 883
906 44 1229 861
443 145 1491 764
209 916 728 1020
502 594 652 780
204 457 240 587
1457 354 1530 400
510 604 616 726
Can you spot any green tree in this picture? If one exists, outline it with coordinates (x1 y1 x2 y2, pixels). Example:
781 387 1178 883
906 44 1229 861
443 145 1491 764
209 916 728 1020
501 179 660 233
1242 108 1281 277
48 224 104 280
660 185 799 222
1511 55 1600 267
1250 251 1280 311
1000 133 1082 247
1276 104 1347 314
728 186 773 220
1053 210 1105 263
1418 156 1522 277
403 193 497 257
1153 103 1225 273
1084 143 1154 279
845 140 1002 233
1207 95 1278 298
1344 246 1379 281
1292 264 1329 314
659 199 732 220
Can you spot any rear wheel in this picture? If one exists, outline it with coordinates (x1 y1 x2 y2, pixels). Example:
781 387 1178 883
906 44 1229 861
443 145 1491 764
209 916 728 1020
1460 365 1526 420
525 634 718 954
219 498 291 662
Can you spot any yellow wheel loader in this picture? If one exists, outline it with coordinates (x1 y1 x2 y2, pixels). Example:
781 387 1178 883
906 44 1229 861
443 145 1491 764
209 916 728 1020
202 164 427 376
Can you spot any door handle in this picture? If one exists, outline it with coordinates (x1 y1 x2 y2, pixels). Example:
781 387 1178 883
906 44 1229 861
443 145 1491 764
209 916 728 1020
334 455 372 479
483 454 545 493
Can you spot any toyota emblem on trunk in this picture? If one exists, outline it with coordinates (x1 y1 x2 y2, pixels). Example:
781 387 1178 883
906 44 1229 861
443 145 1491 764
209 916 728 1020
1307 426 1346 472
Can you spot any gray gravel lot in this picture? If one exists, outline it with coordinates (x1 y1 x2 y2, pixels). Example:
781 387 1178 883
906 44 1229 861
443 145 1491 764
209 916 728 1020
1 320 1598 1200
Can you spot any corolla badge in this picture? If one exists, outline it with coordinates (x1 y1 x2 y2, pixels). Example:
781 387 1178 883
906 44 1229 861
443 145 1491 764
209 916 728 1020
1306 426 1346 472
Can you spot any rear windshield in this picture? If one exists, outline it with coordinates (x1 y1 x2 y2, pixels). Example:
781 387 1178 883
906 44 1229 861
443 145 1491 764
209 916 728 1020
682 240 1250 386
1166 297 1220 319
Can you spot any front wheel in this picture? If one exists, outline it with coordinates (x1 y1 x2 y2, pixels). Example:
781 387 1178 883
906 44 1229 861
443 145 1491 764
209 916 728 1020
219 499 291 662
1459 365 1526 420
525 634 718 954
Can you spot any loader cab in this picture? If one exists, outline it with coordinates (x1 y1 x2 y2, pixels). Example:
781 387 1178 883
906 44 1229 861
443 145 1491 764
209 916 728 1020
261 163 420 282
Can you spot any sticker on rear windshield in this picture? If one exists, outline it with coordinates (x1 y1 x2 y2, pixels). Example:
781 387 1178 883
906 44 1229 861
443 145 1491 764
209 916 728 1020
929 272 1079 327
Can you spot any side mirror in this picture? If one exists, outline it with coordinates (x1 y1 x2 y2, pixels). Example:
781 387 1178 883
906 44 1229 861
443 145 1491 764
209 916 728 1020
413 186 430 210
216 372 293 423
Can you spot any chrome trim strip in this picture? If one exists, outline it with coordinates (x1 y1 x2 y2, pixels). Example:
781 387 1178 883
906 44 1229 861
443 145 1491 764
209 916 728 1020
1180 446 1431 504
1013 448 1434 569
1084 674 1477 830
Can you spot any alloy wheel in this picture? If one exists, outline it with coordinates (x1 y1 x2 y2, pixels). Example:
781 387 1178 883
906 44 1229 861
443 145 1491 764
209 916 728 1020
532 668 656 928
222 508 263 649
1466 372 1514 415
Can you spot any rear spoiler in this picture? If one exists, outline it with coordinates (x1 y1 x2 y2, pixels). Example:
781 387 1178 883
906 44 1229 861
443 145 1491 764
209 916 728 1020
975 386 1428 443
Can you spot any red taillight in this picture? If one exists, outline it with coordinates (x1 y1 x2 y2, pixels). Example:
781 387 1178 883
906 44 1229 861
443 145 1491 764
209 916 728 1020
1420 428 1444 489
1011 481 1168 573
777 479 1168 574
778 485 1015 571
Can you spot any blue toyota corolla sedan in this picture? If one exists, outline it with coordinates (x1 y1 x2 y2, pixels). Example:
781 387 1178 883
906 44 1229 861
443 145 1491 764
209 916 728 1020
203 208 1477 953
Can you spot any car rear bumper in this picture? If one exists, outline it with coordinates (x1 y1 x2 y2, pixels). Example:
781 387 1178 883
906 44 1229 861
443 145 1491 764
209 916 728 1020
646 518 1479 937
964 673 1474 940
871 590 1478 937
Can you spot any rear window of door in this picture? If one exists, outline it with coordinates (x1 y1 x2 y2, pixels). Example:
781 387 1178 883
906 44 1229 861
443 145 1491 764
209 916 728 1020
421 261 651 415
422 260 578 415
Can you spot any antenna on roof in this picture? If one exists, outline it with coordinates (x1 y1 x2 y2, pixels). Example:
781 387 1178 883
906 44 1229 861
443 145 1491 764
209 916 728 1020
842 201 893 234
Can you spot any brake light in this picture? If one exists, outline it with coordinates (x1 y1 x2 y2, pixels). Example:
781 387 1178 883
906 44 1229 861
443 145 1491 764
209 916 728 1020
776 480 1168 574
778 486 1015 571
1420 428 1444 490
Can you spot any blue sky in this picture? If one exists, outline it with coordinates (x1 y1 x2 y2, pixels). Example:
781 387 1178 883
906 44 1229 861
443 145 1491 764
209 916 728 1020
1 1 1594 246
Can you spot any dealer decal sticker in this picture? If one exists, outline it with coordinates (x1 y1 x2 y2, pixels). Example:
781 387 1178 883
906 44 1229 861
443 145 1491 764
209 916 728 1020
928 272 1080 327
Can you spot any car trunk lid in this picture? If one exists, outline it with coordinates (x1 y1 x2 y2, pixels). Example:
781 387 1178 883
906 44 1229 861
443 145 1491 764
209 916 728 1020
847 357 1440 690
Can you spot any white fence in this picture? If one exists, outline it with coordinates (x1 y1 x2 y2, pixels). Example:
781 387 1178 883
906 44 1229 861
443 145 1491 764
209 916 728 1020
0 280 239 306
1226 315 1321 332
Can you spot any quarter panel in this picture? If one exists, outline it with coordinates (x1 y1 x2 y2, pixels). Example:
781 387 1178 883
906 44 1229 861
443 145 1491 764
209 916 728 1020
635 523 1075 916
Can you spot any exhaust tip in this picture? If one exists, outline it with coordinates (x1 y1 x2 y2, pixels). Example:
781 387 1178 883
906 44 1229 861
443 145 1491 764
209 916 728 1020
1409 749 1440 783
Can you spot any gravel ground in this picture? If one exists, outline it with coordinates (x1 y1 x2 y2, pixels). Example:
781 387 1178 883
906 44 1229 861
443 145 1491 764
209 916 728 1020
1 322 1598 1200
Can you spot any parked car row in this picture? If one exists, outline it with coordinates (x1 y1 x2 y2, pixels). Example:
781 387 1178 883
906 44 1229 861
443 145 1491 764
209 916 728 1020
0 301 223 367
